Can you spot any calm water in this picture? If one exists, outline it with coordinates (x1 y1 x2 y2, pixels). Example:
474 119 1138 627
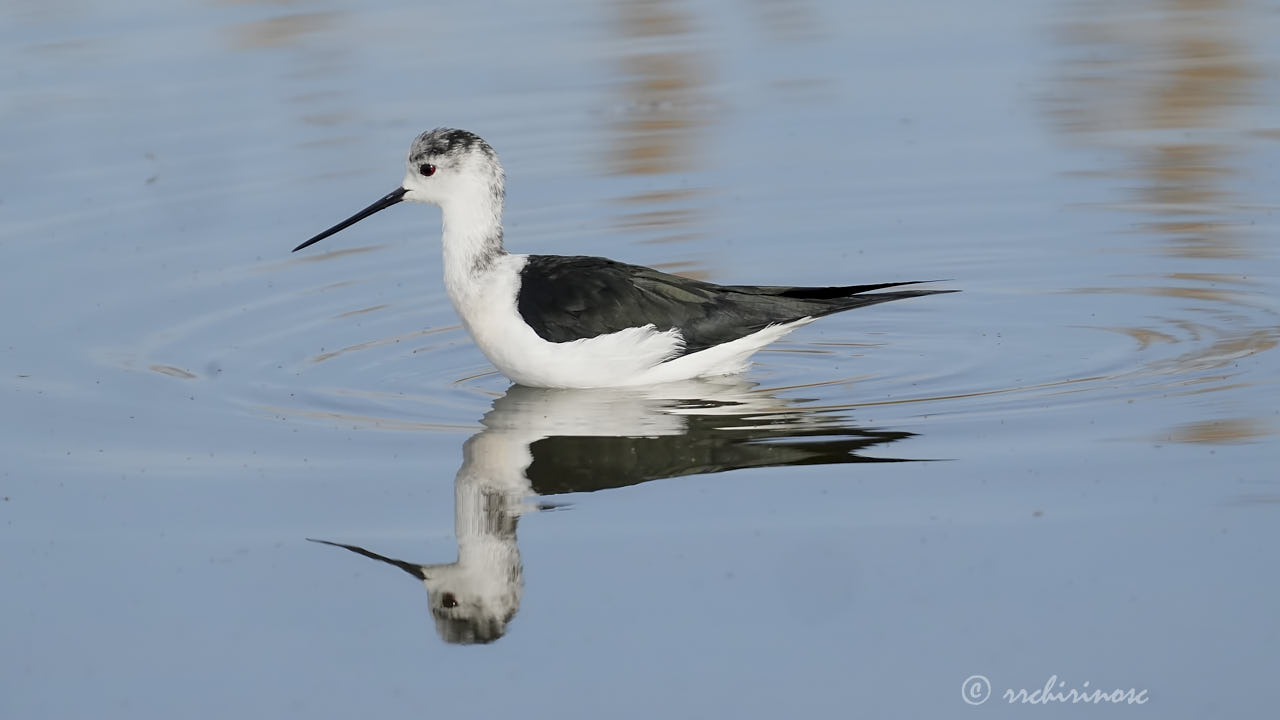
3 0 1278 717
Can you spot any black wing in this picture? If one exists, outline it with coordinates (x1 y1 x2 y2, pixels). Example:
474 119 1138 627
516 255 950 355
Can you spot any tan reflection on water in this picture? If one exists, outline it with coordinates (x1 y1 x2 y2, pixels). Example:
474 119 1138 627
608 0 708 177
149 365 198 380
216 2 355 141
606 0 715 257
222 11 338 51
1050 0 1279 444
1050 0 1258 259
1157 418 1274 445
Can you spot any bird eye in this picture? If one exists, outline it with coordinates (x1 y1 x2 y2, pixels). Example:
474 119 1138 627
441 593 458 608
418 163 436 177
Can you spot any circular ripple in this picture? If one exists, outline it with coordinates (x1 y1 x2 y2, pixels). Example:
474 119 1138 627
114 247 1280 436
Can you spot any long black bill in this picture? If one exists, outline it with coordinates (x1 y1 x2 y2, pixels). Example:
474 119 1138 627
292 187 408 253
307 538 427 580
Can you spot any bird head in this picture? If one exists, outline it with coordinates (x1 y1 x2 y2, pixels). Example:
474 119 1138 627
293 128 504 253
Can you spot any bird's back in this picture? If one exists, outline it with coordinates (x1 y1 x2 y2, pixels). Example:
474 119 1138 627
517 255 948 356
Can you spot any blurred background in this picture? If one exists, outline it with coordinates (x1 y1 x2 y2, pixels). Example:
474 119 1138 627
2 0 1277 717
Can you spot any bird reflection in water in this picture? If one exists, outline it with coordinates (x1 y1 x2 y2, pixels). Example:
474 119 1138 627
311 379 927 644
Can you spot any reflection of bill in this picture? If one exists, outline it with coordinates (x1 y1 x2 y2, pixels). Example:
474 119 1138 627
312 379 928 645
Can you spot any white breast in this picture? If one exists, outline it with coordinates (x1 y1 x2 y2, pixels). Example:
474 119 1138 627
446 254 675 387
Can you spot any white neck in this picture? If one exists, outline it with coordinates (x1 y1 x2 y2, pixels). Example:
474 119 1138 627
417 433 526 629
440 185 507 298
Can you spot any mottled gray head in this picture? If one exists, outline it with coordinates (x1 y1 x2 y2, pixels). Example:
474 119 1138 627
428 586 520 645
307 538 522 646
401 128 505 210
408 128 495 168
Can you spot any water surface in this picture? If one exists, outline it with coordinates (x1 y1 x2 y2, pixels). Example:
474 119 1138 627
2 0 1277 717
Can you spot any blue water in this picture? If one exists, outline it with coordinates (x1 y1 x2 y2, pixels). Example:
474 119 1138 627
2 0 1277 717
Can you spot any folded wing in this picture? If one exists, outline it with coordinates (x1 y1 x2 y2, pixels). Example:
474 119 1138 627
516 255 950 356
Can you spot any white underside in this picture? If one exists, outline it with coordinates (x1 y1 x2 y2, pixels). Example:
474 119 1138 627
448 254 814 389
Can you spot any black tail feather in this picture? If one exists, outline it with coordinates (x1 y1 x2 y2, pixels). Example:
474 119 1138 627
772 280 950 300
822 287 959 315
